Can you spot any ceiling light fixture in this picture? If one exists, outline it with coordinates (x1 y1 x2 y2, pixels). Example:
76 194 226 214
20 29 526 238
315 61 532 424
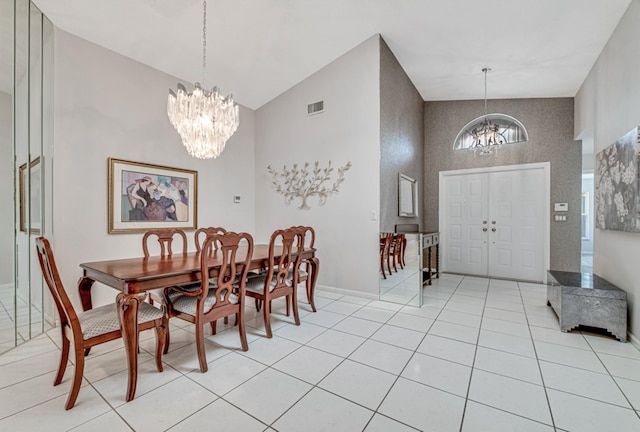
453 68 528 156
167 0 239 159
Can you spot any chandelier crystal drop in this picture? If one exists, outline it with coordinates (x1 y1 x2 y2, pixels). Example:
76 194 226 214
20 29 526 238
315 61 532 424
167 1 239 160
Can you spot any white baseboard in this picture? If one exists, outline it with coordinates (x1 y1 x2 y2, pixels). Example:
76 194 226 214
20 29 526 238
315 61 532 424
316 284 379 300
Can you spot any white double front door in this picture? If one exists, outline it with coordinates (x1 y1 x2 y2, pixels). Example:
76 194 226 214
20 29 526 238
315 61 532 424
440 163 549 282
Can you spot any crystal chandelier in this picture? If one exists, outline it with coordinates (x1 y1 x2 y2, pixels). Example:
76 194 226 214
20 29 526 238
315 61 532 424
453 68 528 156
167 0 239 159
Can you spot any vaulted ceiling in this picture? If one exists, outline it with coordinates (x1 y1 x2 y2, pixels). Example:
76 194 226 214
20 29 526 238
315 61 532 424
29 0 632 110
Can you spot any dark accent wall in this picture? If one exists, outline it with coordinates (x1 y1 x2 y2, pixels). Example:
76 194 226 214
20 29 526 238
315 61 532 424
379 37 425 233
424 97 581 272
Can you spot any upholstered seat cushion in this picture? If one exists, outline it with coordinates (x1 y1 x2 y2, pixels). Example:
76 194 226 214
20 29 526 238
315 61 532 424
169 283 238 315
78 302 164 340
245 274 277 294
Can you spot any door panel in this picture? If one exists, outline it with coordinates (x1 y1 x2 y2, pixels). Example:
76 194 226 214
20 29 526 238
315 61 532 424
441 166 546 282
442 173 488 275
488 169 545 281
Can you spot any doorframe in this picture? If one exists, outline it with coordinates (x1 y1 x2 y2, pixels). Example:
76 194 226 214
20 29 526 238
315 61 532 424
438 162 551 282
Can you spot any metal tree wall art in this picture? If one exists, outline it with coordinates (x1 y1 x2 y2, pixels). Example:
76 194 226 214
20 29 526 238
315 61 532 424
267 160 352 209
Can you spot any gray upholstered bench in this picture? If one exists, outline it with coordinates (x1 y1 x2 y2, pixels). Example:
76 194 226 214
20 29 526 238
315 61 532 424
546 270 627 342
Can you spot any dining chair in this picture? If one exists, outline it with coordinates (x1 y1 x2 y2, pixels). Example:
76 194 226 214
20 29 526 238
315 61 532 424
389 233 405 272
163 231 253 373
245 227 302 338
142 228 188 257
380 233 393 279
194 226 227 252
141 228 188 352
289 225 317 312
35 237 167 410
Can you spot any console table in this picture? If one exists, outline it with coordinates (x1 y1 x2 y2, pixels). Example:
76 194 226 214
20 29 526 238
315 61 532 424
394 225 440 287
421 232 439 285
546 270 627 342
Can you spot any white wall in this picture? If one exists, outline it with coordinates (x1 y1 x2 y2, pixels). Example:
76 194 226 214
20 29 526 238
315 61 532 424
255 35 381 295
52 30 256 308
575 0 640 340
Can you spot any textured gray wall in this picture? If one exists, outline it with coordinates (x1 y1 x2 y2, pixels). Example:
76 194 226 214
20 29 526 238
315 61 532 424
379 37 424 233
424 98 581 272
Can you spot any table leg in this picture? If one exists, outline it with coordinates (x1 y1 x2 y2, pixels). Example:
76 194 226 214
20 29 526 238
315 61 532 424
307 257 319 312
427 246 432 285
435 244 439 278
77 276 95 312
116 292 144 402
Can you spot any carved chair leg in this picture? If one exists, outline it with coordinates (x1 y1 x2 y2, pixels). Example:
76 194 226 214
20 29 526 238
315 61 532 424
163 325 171 354
292 288 300 326
195 322 208 373
238 311 248 351
66 347 85 410
263 299 272 338
154 321 166 373
286 295 291 317
54 334 70 386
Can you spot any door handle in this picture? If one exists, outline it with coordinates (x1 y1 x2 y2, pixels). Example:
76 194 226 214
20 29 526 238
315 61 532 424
482 227 488 232
492 221 496 224
491 228 496 232
482 220 487 224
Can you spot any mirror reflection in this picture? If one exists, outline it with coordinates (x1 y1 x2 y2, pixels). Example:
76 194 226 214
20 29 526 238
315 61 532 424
379 232 422 306
0 0 15 354
1 0 53 355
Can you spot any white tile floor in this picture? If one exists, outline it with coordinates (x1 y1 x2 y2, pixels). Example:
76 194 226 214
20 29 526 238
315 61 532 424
1 274 640 431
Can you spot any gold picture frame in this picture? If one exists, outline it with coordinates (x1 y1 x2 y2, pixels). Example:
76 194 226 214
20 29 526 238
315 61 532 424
108 157 198 234
19 157 41 234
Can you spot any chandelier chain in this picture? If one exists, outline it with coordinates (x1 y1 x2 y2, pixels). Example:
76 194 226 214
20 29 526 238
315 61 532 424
202 0 207 87
482 67 491 116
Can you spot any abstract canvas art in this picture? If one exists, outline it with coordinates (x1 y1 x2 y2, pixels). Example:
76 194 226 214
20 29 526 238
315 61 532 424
595 126 640 232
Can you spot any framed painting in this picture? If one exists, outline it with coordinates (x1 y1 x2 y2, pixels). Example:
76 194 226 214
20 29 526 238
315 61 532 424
19 157 41 234
108 158 198 233
595 126 640 232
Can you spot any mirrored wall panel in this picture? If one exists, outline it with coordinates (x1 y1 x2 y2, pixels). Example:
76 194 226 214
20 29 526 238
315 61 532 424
1 0 53 355
379 233 423 306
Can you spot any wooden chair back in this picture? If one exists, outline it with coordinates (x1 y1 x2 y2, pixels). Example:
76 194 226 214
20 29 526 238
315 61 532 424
35 237 80 338
266 227 304 292
380 233 393 278
290 225 315 249
199 231 253 310
142 229 187 257
194 226 227 253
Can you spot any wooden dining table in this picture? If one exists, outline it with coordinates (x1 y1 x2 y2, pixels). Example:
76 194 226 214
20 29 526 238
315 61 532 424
77 245 318 402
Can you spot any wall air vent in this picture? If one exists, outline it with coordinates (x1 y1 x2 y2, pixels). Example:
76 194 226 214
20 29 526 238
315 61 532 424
307 100 324 115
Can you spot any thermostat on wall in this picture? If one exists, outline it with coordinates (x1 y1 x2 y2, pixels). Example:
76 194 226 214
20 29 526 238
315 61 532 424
554 203 568 212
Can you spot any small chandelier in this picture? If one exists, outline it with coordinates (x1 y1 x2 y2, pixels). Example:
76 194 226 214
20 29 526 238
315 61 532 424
167 0 239 159
453 68 528 156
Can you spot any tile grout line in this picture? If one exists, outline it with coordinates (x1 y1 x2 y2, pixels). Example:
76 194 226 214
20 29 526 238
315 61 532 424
518 279 558 431
457 275 490 432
